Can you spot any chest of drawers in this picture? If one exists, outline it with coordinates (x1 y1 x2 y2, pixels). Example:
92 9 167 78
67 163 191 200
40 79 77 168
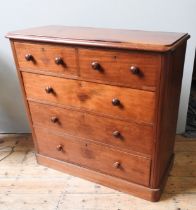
6 26 190 201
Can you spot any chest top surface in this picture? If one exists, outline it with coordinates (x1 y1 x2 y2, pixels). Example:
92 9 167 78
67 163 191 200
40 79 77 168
6 25 190 52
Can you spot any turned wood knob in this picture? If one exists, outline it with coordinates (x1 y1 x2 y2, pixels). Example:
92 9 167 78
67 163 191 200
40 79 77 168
56 144 63 151
130 66 140 75
91 61 101 70
51 116 58 123
113 161 121 169
45 86 53 94
25 54 33 61
112 98 121 106
55 57 64 65
113 130 121 137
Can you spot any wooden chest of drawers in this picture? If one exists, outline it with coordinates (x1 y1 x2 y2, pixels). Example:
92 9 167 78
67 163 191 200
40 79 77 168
6 26 190 201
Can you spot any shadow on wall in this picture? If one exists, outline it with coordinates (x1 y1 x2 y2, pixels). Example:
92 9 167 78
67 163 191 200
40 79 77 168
183 48 196 137
0 55 30 133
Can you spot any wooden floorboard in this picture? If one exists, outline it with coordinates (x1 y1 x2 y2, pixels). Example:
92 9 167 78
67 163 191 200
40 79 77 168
0 134 195 210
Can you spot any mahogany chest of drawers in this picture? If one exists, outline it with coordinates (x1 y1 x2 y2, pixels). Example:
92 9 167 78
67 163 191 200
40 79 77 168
6 26 190 201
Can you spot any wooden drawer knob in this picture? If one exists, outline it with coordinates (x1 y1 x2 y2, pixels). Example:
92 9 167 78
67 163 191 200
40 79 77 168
51 116 58 123
113 161 121 169
45 86 53 94
112 98 121 106
56 144 63 151
55 57 64 65
113 130 121 137
130 66 140 74
25 54 33 61
91 61 101 70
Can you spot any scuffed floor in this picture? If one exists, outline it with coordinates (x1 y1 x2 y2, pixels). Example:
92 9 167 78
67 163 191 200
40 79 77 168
0 134 195 210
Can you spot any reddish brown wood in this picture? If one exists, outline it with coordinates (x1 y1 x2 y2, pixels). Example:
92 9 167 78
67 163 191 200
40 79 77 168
9 41 39 152
28 101 154 156
79 48 161 89
151 43 188 188
22 72 155 124
14 42 78 76
7 26 190 201
37 154 160 202
56 144 63 151
6 25 190 52
35 127 151 186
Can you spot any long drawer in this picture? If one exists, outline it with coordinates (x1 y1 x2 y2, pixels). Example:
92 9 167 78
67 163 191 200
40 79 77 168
79 48 161 89
29 101 154 155
22 72 155 124
14 42 78 76
35 128 151 186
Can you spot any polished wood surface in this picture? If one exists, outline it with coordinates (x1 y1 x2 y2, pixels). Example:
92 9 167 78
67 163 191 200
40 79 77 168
6 25 190 52
14 42 77 76
29 101 154 156
151 43 187 188
79 48 161 89
1 134 195 208
22 72 155 124
9 41 40 152
7 26 190 201
35 128 151 186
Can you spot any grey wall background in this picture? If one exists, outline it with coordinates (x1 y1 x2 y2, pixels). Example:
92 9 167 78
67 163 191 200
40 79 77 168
0 0 195 133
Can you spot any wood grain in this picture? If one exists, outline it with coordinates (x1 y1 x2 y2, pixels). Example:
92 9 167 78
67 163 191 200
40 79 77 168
9 41 39 152
6 25 190 52
22 72 155 124
0 134 195 208
6 26 190 202
29 101 154 156
79 48 161 89
34 127 151 186
14 41 78 76
151 43 187 188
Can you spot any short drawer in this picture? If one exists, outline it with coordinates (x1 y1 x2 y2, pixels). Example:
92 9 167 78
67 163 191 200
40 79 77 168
29 102 154 155
23 72 155 124
35 128 151 186
79 48 161 90
14 42 77 76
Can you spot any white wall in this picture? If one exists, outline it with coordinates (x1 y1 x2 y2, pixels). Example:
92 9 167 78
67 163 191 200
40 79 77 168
0 0 195 133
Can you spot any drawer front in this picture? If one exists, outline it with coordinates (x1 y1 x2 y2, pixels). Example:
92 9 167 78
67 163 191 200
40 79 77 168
23 72 155 124
29 102 154 155
35 128 151 186
79 48 161 89
14 42 77 76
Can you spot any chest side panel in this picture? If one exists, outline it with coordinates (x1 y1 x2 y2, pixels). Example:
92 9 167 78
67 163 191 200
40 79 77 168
151 43 187 188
